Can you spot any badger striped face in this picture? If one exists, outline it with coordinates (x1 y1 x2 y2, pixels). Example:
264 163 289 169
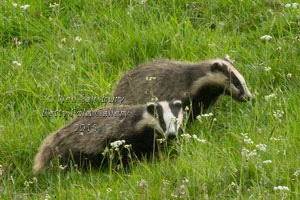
146 100 183 137
208 58 253 102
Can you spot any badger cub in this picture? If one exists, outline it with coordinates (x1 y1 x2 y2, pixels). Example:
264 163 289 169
33 100 183 173
114 56 252 119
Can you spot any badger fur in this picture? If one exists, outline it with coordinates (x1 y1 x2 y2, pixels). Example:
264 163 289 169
113 56 252 119
33 100 183 173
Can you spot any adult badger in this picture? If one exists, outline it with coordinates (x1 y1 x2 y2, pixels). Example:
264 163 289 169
114 56 252 119
33 100 183 173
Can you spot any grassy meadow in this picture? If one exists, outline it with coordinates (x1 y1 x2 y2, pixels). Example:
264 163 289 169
1 0 300 199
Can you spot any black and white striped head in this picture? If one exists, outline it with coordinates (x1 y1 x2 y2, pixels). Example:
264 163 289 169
145 100 183 137
193 56 252 102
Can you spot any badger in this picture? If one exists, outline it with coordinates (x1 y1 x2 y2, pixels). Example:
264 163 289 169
113 56 252 119
33 100 183 173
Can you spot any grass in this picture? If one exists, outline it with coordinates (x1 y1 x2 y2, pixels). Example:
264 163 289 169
1 0 300 199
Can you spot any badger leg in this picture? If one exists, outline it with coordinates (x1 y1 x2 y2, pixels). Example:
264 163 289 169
33 133 56 173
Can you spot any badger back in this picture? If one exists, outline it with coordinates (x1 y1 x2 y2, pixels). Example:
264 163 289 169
114 59 252 107
113 60 207 105
33 101 183 173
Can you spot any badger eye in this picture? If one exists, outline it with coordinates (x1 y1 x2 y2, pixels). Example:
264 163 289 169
232 77 241 87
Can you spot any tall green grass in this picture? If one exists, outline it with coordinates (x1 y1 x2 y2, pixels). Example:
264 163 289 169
1 0 300 199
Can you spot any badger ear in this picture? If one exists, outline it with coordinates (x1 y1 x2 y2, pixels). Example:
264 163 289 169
211 62 222 72
146 102 157 115
173 100 182 109
224 54 233 64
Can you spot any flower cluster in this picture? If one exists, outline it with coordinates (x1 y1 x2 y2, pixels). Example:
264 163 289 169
157 138 166 143
265 93 276 100
256 144 267 152
137 179 148 188
196 112 216 123
264 67 271 71
181 133 206 143
110 140 126 150
192 134 206 143
241 133 254 144
181 133 191 139
0 164 3 176
273 110 284 123
12 61 22 66
260 35 272 40
285 3 298 8
274 186 289 192
241 148 257 158
75 36 82 42
49 2 59 8
263 160 272 164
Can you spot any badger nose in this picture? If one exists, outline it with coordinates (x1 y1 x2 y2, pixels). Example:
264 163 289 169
167 134 177 140
245 92 253 101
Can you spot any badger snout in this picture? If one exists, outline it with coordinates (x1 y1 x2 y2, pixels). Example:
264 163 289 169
165 119 181 138
240 91 253 102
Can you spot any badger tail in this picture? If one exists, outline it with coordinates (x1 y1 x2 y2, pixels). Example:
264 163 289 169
33 133 56 173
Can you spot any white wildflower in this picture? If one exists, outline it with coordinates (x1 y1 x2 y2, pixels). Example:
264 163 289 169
241 133 248 137
196 115 202 122
20 5 30 10
33 177 38 183
110 140 125 150
201 113 213 117
294 170 300 177
292 3 298 8
24 180 33 187
263 160 272 164
182 177 189 183
61 38 66 44
181 133 191 139
124 144 132 149
151 96 158 102
274 186 289 192
12 3 18 7
287 73 292 78
102 147 109 156
75 36 82 42
184 106 189 111
140 0 148 4
265 93 276 100
171 193 178 198
196 138 206 143
45 193 51 200
106 188 112 193
260 35 272 40
0 164 3 176
273 110 284 121
59 165 66 170
256 144 267 152
276 46 281 51
241 148 250 157
264 67 271 71
242 148 257 157
163 179 170 185
12 61 21 66
157 138 166 143
49 2 59 8
244 137 254 144
248 150 257 156
137 179 148 188
285 3 291 8
14 38 22 45
270 137 280 141
231 182 236 187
